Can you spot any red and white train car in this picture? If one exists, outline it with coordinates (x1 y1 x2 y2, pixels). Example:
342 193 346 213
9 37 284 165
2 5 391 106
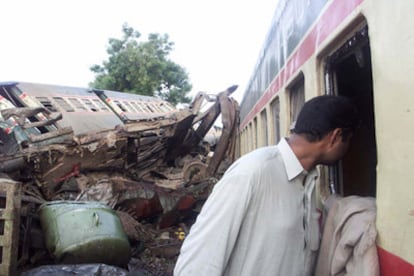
239 0 414 274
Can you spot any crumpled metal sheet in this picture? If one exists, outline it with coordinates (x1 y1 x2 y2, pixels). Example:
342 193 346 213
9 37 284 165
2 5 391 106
76 178 118 208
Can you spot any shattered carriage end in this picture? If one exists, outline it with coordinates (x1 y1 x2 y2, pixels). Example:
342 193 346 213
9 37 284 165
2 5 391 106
0 82 239 274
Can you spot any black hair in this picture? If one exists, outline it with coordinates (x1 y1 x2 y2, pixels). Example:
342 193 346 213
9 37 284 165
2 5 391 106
292 95 359 142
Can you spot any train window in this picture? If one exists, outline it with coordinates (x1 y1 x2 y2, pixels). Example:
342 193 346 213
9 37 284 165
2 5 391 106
146 104 155 113
52 97 74 112
131 102 142 112
240 130 244 154
260 109 268 146
92 99 109 111
0 86 22 107
122 101 135 112
288 74 305 128
152 104 163 113
113 100 127 112
248 123 253 152
131 102 144 112
244 129 248 154
166 103 175 111
159 103 169 112
155 103 164 112
253 117 258 149
68 98 87 111
158 104 166 112
324 25 377 197
138 102 150 113
81 99 98 112
241 129 247 155
270 97 280 144
36 97 58 112
129 101 144 113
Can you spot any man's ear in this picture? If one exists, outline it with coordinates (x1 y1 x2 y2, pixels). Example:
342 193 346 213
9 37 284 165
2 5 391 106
329 128 343 146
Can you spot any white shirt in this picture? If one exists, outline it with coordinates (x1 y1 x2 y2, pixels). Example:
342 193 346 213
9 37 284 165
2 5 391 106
174 138 320 276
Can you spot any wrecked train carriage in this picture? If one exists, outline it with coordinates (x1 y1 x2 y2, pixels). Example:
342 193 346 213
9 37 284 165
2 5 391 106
0 81 173 192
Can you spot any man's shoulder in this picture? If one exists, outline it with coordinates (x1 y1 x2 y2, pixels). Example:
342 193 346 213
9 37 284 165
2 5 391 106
245 145 281 160
228 146 282 172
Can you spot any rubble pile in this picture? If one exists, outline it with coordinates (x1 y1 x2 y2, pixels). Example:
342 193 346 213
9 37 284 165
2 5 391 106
0 86 239 275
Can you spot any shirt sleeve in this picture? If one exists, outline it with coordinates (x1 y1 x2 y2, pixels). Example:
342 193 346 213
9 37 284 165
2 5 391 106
174 169 254 276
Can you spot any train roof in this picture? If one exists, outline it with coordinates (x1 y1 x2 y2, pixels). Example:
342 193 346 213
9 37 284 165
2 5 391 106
240 0 328 121
93 88 163 102
17 82 90 95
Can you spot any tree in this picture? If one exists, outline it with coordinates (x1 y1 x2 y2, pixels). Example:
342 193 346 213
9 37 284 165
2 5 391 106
90 23 192 105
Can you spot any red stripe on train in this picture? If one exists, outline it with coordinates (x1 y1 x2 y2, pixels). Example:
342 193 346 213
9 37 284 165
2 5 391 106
378 247 414 276
241 0 364 129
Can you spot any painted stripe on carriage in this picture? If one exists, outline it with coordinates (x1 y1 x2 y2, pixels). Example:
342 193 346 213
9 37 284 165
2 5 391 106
378 247 414 275
240 0 364 129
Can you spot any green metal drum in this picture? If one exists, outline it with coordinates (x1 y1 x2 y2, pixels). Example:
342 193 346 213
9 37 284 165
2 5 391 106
39 201 131 266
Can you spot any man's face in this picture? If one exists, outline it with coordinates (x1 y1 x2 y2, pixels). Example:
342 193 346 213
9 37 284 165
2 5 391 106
321 131 353 165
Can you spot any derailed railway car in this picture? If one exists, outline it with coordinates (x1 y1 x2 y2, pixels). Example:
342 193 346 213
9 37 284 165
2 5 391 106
239 0 414 274
0 82 175 136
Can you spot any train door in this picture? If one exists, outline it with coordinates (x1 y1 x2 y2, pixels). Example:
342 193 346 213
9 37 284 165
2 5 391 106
324 25 377 197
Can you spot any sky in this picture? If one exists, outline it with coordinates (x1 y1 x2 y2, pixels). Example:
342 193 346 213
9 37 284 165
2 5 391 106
0 0 278 103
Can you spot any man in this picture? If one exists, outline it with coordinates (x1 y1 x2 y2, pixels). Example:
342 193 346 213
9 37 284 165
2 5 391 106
174 95 359 276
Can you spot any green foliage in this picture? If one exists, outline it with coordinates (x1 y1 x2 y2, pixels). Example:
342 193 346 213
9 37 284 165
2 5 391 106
90 23 192 105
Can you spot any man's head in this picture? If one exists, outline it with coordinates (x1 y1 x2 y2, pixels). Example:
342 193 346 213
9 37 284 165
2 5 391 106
291 95 359 166
292 95 359 142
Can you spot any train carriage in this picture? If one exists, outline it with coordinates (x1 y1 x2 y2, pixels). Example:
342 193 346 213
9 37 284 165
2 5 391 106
238 0 414 274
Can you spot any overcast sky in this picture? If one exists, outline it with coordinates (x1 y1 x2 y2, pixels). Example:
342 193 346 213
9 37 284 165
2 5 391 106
0 0 278 102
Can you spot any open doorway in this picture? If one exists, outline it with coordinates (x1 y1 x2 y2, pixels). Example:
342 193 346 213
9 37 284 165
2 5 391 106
324 25 377 197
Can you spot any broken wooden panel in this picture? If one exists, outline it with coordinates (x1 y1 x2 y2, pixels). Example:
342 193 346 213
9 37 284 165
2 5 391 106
167 87 234 160
206 92 240 176
0 178 21 276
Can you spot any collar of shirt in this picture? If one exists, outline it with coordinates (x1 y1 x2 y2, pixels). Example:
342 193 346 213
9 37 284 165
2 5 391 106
277 137 309 181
